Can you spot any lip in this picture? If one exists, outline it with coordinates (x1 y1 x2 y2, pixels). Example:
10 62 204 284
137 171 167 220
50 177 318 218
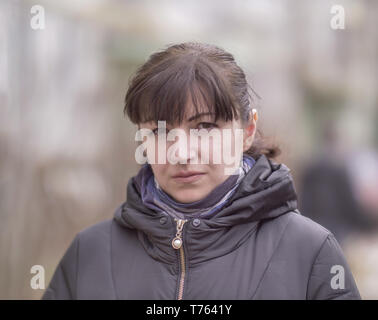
172 171 206 183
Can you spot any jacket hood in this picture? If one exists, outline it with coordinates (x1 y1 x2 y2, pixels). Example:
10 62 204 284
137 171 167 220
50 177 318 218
114 154 298 264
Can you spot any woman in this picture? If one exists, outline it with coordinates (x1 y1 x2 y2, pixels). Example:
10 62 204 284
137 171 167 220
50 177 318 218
43 42 361 300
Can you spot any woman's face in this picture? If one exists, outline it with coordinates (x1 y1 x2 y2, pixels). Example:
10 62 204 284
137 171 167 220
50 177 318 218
138 104 257 203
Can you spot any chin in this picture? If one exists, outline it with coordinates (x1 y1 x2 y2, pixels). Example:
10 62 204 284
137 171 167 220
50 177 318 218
171 191 204 204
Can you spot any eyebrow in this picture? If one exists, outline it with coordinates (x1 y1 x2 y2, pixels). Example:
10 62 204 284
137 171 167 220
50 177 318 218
187 112 215 122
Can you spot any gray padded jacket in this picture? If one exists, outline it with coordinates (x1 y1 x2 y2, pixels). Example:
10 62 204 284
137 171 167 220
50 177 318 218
42 155 361 300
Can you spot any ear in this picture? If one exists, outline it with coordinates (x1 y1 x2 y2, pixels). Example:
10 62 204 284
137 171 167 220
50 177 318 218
243 109 258 152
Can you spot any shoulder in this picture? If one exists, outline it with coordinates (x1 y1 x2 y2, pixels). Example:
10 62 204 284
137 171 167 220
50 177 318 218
263 211 361 299
74 214 139 253
63 219 114 257
261 210 335 260
263 209 333 239
77 218 113 239
284 210 332 242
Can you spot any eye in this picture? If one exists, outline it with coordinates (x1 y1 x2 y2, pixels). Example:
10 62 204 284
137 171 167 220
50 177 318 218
152 128 169 136
197 122 218 130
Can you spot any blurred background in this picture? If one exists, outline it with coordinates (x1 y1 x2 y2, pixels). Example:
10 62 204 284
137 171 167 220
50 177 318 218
1 0 377 299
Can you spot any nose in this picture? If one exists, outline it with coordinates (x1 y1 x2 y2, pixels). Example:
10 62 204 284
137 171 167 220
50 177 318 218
177 141 196 164
167 128 198 164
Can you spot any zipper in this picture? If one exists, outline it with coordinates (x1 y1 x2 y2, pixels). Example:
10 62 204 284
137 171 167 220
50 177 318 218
172 218 187 300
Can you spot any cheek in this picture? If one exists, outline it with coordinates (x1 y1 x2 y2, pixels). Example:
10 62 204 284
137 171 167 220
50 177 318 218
196 134 223 164
206 164 228 185
209 136 222 163
145 137 169 164
143 136 158 163
219 130 235 161
150 164 168 182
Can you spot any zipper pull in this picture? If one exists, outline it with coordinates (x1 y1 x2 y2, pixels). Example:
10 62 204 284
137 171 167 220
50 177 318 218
172 219 187 250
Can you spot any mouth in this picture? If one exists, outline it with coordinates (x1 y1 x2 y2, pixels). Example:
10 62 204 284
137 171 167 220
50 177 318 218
172 171 206 183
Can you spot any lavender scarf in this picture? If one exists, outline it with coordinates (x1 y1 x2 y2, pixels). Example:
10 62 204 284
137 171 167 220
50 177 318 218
133 155 255 220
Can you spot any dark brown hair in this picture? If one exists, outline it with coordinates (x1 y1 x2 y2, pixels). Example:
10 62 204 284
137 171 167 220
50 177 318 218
123 42 281 159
